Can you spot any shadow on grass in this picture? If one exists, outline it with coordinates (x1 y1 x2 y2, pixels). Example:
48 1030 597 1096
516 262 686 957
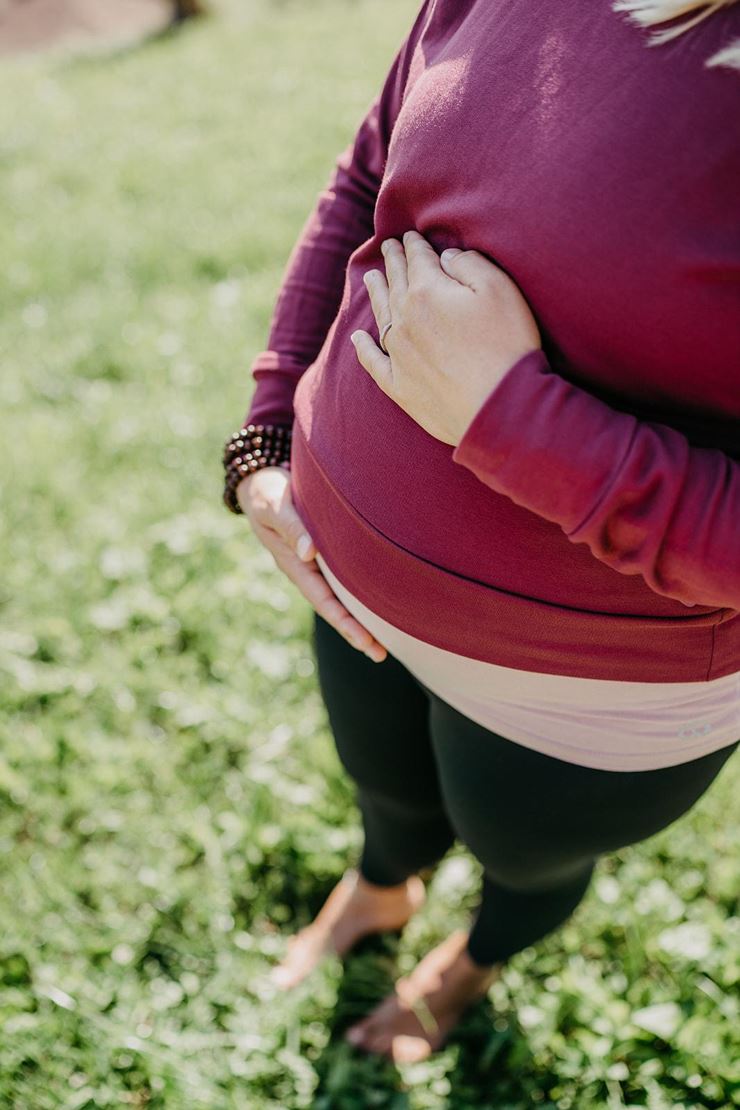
309 931 542 1110
52 8 207 74
312 933 409 1109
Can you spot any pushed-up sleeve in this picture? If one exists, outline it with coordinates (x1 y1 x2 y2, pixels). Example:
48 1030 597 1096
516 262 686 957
452 349 740 610
244 2 432 427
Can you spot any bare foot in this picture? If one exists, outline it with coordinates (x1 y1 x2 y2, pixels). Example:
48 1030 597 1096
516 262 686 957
271 869 426 990
344 930 501 1062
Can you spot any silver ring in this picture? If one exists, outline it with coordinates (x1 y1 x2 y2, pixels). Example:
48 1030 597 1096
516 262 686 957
379 321 393 355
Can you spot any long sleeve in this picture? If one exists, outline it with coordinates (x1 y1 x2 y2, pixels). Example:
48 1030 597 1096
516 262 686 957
452 349 740 611
244 2 432 427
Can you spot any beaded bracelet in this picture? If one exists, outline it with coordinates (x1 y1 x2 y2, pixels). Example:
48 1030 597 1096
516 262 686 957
222 422 293 514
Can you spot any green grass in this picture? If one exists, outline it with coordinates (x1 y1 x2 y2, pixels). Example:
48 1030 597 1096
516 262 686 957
0 2 738 1106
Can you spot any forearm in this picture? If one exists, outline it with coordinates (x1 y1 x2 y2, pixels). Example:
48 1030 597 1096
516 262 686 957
245 145 379 426
453 350 740 610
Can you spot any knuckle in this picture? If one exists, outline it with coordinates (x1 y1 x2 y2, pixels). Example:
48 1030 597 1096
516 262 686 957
337 613 355 634
268 522 288 547
409 278 431 303
485 261 506 285
251 520 273 547
391 312 407 339
251 490 274 515
252 504 273 527
317 599 337 626
339 615 366 643
322 597 342 622
407 285 434 319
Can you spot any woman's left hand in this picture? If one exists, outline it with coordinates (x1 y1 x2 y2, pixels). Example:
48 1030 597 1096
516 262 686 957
351 230 541 446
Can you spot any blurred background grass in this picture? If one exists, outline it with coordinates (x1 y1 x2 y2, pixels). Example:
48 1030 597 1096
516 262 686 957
0 1 738 1107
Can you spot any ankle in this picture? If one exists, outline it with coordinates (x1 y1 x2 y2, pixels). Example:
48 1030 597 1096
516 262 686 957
459 946 503 989
354 870 419 896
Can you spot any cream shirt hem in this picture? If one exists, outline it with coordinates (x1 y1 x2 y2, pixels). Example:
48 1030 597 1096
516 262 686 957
316 554 740 773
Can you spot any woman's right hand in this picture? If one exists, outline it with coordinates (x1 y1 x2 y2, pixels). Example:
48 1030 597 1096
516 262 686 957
237 466 388 662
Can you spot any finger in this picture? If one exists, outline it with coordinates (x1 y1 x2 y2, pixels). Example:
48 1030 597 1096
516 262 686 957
402 229 442 287
439 247 496 292
254 524 388 660
363 269 392 340
380 238 408 311
253 491 316 561
308 573 388 661
276 497 317 561
272 541 388 661
350 330 392 392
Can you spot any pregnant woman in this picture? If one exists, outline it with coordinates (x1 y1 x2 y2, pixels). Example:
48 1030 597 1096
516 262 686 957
222 0 740 1063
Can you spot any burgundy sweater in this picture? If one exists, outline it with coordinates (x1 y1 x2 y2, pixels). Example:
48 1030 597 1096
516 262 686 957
245 0 740 682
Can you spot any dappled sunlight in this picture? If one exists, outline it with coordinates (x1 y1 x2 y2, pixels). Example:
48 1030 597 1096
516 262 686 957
1 1 737 1107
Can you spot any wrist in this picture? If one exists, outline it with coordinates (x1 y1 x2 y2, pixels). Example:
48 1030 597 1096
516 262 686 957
222 423 293 514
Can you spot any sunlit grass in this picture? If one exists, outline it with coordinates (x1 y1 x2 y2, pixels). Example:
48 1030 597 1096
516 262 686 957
1 2 738 1106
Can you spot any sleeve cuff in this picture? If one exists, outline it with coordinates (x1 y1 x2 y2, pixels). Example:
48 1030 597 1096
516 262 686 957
242 354 305 428
452 346 553 489
451 347 634 532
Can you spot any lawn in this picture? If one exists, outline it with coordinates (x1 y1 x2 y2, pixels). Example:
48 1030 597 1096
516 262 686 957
0 1 738 1106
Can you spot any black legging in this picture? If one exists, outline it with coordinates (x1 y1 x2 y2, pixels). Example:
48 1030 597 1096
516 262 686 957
312 612 739 968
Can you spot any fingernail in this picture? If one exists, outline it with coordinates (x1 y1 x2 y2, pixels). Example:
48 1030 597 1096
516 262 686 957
350 331 360 345
296 534 312 560
441 248 462 261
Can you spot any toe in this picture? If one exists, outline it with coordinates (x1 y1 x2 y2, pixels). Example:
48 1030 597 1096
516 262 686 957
366 1030 395 1057
271 935 321 990
271 962 303 990
345 1023 366 1048
271 966 291 990
391 1034 433 1064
